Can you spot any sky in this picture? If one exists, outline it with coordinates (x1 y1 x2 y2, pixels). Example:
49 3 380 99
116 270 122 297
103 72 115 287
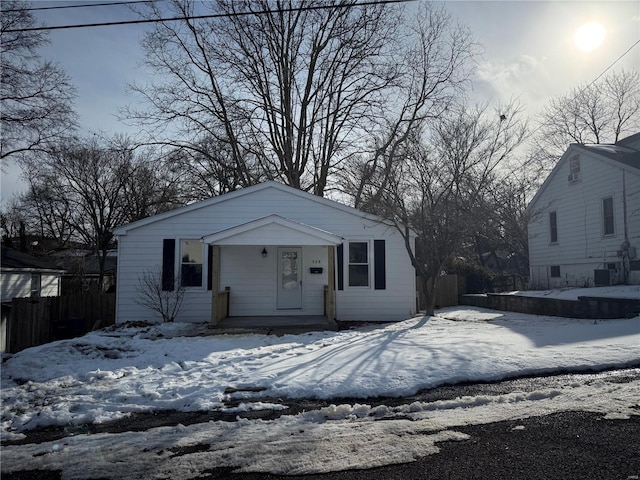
1 0 639 204
1 289 639 477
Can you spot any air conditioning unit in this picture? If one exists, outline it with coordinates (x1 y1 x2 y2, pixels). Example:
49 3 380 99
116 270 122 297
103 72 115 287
594 269 612 286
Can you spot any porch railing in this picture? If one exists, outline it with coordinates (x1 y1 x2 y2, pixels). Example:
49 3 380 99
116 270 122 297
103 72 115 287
214 286 230 324
324 285 335 321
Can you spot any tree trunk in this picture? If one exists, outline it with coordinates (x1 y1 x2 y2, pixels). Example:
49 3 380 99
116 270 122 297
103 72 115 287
420 273 439 316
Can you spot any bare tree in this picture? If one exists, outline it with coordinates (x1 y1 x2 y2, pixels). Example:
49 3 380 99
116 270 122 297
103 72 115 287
0 0 77 162
360 101 528 315
344 3 478 209
164 137 266 202
19 176 75 250
531 69 640 169
472 170 533 278
136 267 185 323
125 0 410 196
19 138 135 287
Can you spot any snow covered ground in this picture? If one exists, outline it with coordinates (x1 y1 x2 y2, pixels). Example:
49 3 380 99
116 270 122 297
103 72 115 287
508 284 640 300
1 301 639 478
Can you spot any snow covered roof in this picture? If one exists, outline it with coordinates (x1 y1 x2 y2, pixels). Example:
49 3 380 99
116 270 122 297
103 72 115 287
527 132 640 213
578 142 640 170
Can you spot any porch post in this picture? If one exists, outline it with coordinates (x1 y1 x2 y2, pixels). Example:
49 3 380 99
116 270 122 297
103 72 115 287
326 245 336 322
210 244 221 325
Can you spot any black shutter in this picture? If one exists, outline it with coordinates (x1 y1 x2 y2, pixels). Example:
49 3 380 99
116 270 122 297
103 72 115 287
207 245 214 290
374 239 386 290
162 239 175 291
337 243 344 290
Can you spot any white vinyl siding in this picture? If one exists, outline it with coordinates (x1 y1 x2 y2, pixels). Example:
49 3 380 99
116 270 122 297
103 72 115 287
219 245 326 317
115 183 416 323
1 272 61 300
528 146 640 288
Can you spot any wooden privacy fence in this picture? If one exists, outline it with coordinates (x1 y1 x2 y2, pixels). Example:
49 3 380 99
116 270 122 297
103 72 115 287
416 274 460 311
4 292 116 354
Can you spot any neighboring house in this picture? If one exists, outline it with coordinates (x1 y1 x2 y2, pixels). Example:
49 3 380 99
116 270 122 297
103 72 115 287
1 243 67 352
53 250 118 294
527 133 640 288
113 181 416 325
1 243 66 300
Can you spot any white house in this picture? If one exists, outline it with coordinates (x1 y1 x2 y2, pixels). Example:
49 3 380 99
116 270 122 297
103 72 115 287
113 181 416 325
527 133 640 288
1 244 65 301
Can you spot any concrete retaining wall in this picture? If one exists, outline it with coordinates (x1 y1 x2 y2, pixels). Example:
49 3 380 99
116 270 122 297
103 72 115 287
460 293 639 319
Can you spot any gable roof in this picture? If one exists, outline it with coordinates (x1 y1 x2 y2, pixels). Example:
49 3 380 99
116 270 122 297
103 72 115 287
201 214 344 245
1 244 66 273
577 142 640 170
114 181 400 236
527 132 640 213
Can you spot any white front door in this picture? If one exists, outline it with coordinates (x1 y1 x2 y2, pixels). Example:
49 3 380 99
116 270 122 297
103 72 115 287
277 247 302 309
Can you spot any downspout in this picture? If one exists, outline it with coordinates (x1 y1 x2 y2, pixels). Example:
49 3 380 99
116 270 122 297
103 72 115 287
621 170 630 284
622 170 628 240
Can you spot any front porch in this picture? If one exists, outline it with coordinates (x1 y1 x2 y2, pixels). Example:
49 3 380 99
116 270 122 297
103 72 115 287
214 315 338 334
202 215 342 326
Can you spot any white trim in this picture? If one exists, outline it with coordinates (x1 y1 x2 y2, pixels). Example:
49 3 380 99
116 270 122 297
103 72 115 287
527 142 640 214
0 267 66 274
201 214 344 246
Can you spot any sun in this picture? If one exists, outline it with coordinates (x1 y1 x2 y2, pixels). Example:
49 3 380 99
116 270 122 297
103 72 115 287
574 21 606 52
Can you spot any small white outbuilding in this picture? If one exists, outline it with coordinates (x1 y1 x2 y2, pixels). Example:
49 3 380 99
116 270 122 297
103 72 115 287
113 181 416 325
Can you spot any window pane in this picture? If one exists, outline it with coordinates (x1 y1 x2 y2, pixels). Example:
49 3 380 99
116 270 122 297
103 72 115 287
349 242 368 264
31 273 41 297
181 240 202 263
603 197 614 235
181 264 202 287
549 211 558 243
550 266 561 278
349 265 369 286
181 240 203 287
281 251 299 290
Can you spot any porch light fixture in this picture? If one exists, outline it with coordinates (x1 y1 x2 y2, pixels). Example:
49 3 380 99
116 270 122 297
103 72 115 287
262 247 268 258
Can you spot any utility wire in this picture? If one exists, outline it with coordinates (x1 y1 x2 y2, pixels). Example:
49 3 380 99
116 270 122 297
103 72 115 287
585 38 640 89
3 0 415 32
2 1 156 13
527 38 640 139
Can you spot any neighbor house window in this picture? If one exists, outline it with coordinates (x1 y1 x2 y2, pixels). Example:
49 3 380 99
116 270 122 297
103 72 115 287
602 196 615 236
549 211 558 244
30 273 41 298
550 266 561 278
181 240 203 287
348 241 369 287
568 155 580 183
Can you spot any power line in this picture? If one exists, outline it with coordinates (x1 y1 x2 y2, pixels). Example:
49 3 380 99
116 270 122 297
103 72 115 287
528 38 640 139
585 38 640 89
2 1 155 13
3 0 415 32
